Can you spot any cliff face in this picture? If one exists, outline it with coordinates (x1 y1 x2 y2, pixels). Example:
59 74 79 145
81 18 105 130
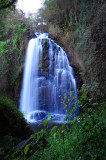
47 1 106 98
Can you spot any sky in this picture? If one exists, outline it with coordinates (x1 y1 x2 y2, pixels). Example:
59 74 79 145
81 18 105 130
16 0 43 16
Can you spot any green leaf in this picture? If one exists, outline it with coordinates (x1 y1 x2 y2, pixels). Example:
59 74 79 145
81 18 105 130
48 114 51 120
24 144 31 155
87 108 92 112
72 96 75 101
71 91 74 95
44 119 48 126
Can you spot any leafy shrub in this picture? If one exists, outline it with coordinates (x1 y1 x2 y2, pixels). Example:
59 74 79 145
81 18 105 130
0 9 35 94
12 97 106 160
30 106 105 160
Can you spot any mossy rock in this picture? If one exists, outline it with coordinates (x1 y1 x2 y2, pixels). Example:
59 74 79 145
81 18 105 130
0 96 33 140
0 135 20 150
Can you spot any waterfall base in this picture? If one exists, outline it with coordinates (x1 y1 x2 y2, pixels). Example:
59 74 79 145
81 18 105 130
25 110 67 123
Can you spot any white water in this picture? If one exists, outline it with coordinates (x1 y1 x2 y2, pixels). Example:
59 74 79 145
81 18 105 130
20 33 79 123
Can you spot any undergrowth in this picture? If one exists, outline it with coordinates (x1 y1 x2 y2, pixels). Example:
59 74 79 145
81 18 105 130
32 109 106 160
5 93 106 160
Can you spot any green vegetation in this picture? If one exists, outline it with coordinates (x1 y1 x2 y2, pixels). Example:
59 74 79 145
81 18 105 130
33 109 105 160
0 0 17 10
0 96 33 159
0 0 106 159
38 0 106 98
4 93 106 160
45 39 49 49
0 7 35 94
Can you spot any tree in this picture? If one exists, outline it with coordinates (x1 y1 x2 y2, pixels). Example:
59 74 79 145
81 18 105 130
0 0 17 10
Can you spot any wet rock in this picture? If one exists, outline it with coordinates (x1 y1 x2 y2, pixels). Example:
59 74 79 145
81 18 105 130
42 39 49 57
42 60 49 68
33 112 46 120
41 80 50 87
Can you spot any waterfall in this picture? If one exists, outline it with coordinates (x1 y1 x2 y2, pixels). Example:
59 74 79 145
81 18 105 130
20 33 79 123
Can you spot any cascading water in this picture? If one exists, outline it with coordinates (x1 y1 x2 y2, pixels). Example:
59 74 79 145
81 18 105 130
20 33 79 123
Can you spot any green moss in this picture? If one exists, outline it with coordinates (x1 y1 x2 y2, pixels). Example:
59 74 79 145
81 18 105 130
39 63 42 69
0 96 33 139
43 56 48 61
0 135 20 149
45 40 49 49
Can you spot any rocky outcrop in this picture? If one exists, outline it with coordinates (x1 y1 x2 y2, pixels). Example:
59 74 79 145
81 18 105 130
49 4 106 98
0 96 33 145
43 1 106 99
